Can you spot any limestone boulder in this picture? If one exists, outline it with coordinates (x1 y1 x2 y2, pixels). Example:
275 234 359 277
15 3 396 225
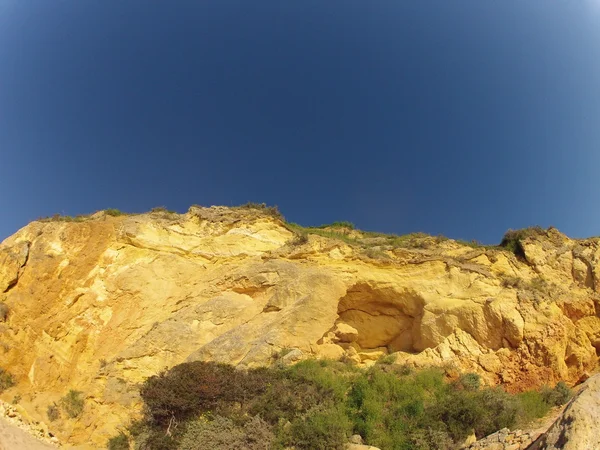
530 374 600 450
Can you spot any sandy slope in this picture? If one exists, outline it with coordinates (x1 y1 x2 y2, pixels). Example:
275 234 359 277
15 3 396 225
0 418 55 450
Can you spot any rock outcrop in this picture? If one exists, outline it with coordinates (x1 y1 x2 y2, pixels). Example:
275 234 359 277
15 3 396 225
0 206 599 447
529 374 600 449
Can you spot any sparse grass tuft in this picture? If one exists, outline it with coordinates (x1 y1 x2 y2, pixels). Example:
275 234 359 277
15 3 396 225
456 239 488 248
47 403 60 422
0 302 8 322
0 368 15 392
150 206 176 214
388 232 441 249
60 389 85 418
238 202 284 220
316 221 355 230
361 248 392 262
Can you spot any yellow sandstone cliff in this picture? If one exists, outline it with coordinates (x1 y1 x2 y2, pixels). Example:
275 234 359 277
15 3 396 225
0 205 599 448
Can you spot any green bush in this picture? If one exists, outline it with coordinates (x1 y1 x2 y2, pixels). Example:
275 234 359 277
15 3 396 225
179 415 274 450
376 354 397 365
107 431 129 450
140 362 237 425
500 226 545 257
280 405 352 450
128 361 571 450
105 209 124 217
247 375 330 424
60 390 85 418
541 381 572 407
516 390 550 423
410 426 454 450
456 373 481 391
0 368 15 392
290 232 308 246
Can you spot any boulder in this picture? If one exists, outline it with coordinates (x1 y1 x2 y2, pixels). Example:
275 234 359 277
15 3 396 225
530 374 600 449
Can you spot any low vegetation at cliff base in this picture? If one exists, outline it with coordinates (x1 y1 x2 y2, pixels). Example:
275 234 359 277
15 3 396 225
0 368 15 393
112 360 572 450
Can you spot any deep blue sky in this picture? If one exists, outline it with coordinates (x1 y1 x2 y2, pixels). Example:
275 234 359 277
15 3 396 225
2 1 600 243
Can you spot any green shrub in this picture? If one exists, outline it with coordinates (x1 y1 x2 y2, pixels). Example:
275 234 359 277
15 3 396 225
280 405 352 450
247 375 327 424
179 415 274 450
285 359 354 402
456 373 481 391
47 403 61 422
140 362 237 425
376 354 396 365
476 388 519 437
500 226 545 257
129 360 568 450
541 381 572 407
137 430 177 450
0 368 15 392
516 390 551 423
107 431 129 450
410 426 454 450
60 390 85 418
290 233 308 246
105 209 124 217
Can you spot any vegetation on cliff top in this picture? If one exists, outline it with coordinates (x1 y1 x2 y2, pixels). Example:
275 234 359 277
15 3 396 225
110 360 571 450
35 203 552 257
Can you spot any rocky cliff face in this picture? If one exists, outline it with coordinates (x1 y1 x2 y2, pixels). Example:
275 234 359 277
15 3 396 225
0 206 599 448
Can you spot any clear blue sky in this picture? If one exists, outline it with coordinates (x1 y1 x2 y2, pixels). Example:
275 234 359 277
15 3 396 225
2 1 600 244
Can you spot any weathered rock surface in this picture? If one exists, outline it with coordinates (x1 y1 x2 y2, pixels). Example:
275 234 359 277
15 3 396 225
0 206 599 447
529 374 600 449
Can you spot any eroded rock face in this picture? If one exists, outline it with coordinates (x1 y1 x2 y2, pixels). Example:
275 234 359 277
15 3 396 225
0 208 599 447
530 374 600 450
